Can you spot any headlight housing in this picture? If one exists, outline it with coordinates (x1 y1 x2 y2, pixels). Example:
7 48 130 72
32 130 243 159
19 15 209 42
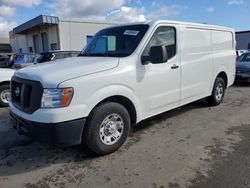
41 88 74 108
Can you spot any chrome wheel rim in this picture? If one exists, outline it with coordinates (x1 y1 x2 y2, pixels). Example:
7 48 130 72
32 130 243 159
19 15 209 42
215 83 224 101
99 113 124 146
0 89 10 104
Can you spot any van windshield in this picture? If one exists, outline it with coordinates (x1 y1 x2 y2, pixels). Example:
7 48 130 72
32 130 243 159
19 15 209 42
239 53 250 62
80 24 149 57
37 53 53 63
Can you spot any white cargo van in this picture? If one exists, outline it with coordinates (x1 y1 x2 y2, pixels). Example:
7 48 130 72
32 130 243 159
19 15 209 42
10 20 236 155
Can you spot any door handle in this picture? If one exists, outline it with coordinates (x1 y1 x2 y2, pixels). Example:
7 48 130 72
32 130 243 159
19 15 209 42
171 64 179 69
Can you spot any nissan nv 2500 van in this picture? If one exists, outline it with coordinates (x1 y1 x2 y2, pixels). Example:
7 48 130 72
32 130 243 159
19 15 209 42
10 20 236 155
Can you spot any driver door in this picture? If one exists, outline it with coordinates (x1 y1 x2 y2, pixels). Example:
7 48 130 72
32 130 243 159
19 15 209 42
138 25 181 117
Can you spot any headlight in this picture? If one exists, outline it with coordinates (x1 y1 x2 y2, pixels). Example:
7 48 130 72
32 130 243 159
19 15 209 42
41 88 74 108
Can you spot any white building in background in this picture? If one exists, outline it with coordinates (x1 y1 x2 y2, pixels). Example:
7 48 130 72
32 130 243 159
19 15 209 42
235 30 250 50
9 15 116 53
0 36 11 53
0 36 9 44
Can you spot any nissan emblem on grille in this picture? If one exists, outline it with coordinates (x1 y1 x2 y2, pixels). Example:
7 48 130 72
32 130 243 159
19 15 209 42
15 87 20 97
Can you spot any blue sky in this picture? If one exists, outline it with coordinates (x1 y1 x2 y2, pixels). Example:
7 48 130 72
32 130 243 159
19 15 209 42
0 0 249 36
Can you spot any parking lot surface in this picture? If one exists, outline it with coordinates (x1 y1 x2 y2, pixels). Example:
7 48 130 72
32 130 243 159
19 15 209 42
0 84 250 188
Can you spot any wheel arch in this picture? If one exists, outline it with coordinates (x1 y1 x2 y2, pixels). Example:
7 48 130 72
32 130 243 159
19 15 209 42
90 95 137 125
0 81 10 86
216 71 228 88
83 84 143 125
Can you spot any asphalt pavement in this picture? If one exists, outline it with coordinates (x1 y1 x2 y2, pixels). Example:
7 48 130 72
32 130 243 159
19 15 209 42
0 84 250 188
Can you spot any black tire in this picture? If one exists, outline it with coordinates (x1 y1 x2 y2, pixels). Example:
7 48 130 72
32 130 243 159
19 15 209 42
0 84 10 107
84 102 131 155
207 77 226 106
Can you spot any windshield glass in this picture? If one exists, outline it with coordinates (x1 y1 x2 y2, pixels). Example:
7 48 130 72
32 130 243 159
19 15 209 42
239 53 250 62
80 24 149 57
16 55 24 61
37 53 53 63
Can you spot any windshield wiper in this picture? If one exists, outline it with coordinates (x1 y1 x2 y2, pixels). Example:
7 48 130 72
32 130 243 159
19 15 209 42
78 52 108 57
88 53 108 57
78 53 88 57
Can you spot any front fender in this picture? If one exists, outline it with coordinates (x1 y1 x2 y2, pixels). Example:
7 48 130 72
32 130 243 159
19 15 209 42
85 85 142 122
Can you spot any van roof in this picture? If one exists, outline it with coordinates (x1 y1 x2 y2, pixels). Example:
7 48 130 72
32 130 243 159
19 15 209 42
150 20 234 31
105 20 234 32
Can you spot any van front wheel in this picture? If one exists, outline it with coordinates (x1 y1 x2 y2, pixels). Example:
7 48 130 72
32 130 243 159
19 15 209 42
84 102 131 155
207 77 226 106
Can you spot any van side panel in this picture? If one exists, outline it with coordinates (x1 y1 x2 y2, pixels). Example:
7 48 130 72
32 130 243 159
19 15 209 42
180 26 213 105
211 30 236 88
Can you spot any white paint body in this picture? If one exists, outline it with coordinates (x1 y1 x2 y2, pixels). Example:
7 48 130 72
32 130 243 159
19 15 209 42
0 68 15 84
10 20 236 124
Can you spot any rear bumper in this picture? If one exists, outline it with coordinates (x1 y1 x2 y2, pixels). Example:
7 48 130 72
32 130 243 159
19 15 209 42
10 111 86 146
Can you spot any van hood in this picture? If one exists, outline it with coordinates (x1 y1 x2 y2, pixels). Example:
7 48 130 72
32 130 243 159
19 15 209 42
14 57 119 88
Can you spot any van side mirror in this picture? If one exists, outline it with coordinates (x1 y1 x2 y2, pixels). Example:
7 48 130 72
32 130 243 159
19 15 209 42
141 45 168 65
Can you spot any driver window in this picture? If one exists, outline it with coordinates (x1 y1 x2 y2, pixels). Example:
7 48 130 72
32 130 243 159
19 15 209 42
143 26 176 60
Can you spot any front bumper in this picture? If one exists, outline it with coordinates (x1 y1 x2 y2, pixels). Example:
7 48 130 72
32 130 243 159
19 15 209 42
235 73 250 82
10 111 86 146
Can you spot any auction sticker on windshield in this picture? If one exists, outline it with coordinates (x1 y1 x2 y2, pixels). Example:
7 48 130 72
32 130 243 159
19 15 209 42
124 30 140 36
